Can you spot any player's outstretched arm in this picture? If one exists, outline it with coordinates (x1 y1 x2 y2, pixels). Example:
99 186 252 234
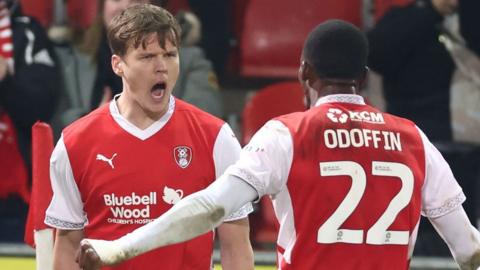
77 175 258 268
429 206 480 270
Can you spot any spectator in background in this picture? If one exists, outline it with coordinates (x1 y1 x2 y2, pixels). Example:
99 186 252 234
51 0 148 136
459 0 480 53
0 0 59 241
187 0 231 80
174 10 223 117
0 0 59 171
152 0 232 79
367 0 458 142
443 0 480 144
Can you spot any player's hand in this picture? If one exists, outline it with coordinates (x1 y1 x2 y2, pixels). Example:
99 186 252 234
76 238 128 267
76 240 102 270
0 57 8 81
431 0 458 16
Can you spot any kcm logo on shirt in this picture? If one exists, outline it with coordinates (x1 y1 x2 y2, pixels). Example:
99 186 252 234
326 108 385 124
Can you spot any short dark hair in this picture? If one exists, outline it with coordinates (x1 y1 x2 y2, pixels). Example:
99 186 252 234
303 19 368 80
107 4 181 56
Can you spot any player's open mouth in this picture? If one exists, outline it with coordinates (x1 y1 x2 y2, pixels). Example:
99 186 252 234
151 82 166 100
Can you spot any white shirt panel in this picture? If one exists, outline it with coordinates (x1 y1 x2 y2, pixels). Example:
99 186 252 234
408 220 421 259
271 189 296 264
45 136 86 229
226 120 294 198
417 127 466 217
213 123 241 179
213 123 253 221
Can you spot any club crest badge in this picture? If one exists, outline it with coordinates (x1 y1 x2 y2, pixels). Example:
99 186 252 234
174 146 192 169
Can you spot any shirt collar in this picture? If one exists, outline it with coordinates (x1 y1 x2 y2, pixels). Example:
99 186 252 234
314 94 366 107
108 94 176 140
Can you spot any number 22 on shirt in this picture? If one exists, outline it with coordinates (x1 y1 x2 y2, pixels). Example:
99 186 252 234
317 161 413 245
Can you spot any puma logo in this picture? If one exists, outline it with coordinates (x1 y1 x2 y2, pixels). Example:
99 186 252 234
96 153 117 169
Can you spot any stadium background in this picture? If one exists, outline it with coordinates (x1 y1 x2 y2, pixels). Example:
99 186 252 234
1 0 478 269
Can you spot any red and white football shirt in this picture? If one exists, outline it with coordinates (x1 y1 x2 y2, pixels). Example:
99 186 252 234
228 94 464 270
46 96 252 270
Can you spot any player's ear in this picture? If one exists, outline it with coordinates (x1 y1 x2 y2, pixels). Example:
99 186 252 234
299 59 317 84
111 54 123 76
357 66 369 89
299 60 308 82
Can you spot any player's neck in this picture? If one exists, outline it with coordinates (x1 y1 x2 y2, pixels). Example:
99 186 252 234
319 84 357 97
116 95 166 130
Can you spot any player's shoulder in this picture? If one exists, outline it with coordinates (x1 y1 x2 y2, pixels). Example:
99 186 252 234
62 104 111 138
359 105 422 142
274 109 315 132
274 109 308 125
174 97 225 127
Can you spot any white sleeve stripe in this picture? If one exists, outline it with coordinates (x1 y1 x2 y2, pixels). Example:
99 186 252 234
416 125 466 217
223 203 254 222
44 215 84 230
421 192 466 218
227 166 266 201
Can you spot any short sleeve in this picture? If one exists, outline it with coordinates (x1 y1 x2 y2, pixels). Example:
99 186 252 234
226 120 294 198
213 124 253 221
418 127 466 218
213 123 241 179
44 135 87 229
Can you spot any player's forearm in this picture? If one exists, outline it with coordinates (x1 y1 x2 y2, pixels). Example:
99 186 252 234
429 207 480 270
87 191 226 264
220 246 254 270
53 229 84 270
218 219 254 270
84 175 257 265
